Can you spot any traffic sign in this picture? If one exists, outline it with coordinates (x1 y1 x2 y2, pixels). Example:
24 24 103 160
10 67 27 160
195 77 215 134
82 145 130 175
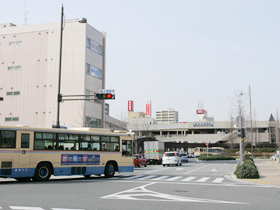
99 89 115 94
206 143 209 146
236 116 245 128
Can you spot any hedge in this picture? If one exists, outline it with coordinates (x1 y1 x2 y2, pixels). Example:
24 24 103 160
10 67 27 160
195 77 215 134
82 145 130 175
198 155 236 161
234 157 259 179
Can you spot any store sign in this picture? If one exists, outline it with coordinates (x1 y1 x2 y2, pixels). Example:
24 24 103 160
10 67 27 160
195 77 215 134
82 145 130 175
196 109 205 114
146 100 151 117
128 100 134 112
193 122 214 127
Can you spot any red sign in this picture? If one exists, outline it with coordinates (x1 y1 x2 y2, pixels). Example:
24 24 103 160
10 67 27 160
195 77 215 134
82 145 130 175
146 100 151 117
196 109 205 114
206 143 209 146
128 101 134 112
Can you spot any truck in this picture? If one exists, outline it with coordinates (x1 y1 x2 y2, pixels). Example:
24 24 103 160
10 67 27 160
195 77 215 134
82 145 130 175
144 141 164 165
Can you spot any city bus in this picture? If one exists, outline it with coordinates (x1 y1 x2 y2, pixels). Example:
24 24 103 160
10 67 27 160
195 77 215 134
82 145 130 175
0 125 134 181
193 147 225 156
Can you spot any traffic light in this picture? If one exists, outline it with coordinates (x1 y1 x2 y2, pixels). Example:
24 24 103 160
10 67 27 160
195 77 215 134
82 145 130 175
238 128 245 138
96 93 115 100
0 97 3 101
241 128 245 139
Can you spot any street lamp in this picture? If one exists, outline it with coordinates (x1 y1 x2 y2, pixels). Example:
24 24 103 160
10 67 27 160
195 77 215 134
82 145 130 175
55 5 87 128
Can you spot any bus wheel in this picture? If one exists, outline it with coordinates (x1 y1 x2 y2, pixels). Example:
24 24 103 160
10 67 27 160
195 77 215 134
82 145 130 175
33 163 51 181
104 162 115 178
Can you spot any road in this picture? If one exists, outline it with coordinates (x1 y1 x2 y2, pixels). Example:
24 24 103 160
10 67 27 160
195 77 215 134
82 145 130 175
0 159 279 210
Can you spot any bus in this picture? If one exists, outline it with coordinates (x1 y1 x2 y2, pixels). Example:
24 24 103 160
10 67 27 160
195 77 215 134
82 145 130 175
193 147 225 156
0 125 134 181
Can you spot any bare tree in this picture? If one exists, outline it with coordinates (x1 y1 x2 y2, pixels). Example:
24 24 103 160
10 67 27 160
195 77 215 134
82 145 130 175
229 89 248 119
74 102 90 127
116 108 128 131
227 109 236 150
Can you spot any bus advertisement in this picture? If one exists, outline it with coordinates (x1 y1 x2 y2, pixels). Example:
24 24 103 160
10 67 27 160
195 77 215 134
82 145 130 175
0 125 134 181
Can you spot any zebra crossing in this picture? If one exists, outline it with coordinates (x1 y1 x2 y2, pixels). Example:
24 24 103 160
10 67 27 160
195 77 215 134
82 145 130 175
0 207 84 210
110 174 225 183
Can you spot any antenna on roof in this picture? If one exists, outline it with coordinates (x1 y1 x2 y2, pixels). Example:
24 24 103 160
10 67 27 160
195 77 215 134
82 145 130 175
22 1 29 25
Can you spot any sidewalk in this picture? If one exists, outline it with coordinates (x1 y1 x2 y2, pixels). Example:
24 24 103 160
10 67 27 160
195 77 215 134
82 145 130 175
238 159 280 187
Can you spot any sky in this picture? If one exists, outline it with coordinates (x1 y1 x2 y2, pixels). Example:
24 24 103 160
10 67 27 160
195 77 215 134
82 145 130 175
1 0 280 122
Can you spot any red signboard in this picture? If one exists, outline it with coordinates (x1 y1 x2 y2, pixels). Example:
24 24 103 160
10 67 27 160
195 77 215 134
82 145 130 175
206 143 209 146
128 100 134 112
196 109 205 114
146 100 151 117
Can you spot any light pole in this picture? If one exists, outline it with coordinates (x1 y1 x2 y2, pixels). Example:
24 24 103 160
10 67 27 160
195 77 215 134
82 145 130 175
55 5 87 128
249 85 253 158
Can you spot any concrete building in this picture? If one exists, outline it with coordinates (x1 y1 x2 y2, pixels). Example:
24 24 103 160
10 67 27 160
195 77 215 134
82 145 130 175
0 21 123 130
155 108 178 124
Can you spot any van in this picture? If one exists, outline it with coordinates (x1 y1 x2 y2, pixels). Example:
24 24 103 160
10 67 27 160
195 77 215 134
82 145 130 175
162 151 182 167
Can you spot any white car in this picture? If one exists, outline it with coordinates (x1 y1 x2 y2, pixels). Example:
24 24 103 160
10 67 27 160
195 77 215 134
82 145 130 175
162 152 182 167
270 153 277 161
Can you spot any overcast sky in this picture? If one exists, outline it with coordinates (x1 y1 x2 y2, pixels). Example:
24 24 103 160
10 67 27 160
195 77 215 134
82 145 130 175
1 0 279 122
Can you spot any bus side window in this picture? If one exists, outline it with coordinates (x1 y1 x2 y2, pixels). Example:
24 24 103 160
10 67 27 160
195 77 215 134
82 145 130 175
21 134 30 148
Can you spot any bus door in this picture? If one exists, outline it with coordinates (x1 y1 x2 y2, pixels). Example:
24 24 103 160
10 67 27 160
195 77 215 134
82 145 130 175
18 131 32 166
121 140 133 170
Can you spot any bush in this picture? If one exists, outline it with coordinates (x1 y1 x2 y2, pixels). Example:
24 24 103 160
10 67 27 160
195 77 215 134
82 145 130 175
198 155 236 161
234 157 259 179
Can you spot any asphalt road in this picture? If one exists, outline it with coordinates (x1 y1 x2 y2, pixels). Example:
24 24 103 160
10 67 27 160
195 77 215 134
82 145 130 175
0 159 279 210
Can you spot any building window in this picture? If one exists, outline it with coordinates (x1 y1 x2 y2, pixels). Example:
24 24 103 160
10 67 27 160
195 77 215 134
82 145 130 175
85 89 101 104
86 38 103 55
5 117 19 121
9 41 22 46
86 63 102 80
85 117 101 128
8 66 21 70
6 91 20 96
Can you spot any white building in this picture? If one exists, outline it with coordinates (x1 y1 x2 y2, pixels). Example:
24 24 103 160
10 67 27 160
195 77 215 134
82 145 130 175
155 108 178 124
0 21 122 130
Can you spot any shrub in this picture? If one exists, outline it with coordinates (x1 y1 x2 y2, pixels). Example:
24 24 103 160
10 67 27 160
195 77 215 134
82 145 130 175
234 157 259 179
198 155 236 161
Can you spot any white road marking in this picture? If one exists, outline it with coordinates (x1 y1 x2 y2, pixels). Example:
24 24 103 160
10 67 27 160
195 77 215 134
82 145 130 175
137 175 157 180
151 176 170 180
197 177 210 182
52 208 85 210
145 167 170 174
0 207 2 209
10 207 44 210
123 175 144 179
165 176 183 181
213 178 224 183
176 168 184 171
181 176 196 181
184 164 214 174
211 169 217 172
101 182 249 204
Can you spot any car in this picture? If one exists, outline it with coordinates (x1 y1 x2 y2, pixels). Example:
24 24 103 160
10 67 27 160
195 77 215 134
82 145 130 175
188 153 195 158
134 154 147 167
162 151 182 167
270 153 277 161
179 153 188 162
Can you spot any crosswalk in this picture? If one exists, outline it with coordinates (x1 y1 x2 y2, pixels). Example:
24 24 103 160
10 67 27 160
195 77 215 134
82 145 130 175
110 175 225 183
0 207 84 210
